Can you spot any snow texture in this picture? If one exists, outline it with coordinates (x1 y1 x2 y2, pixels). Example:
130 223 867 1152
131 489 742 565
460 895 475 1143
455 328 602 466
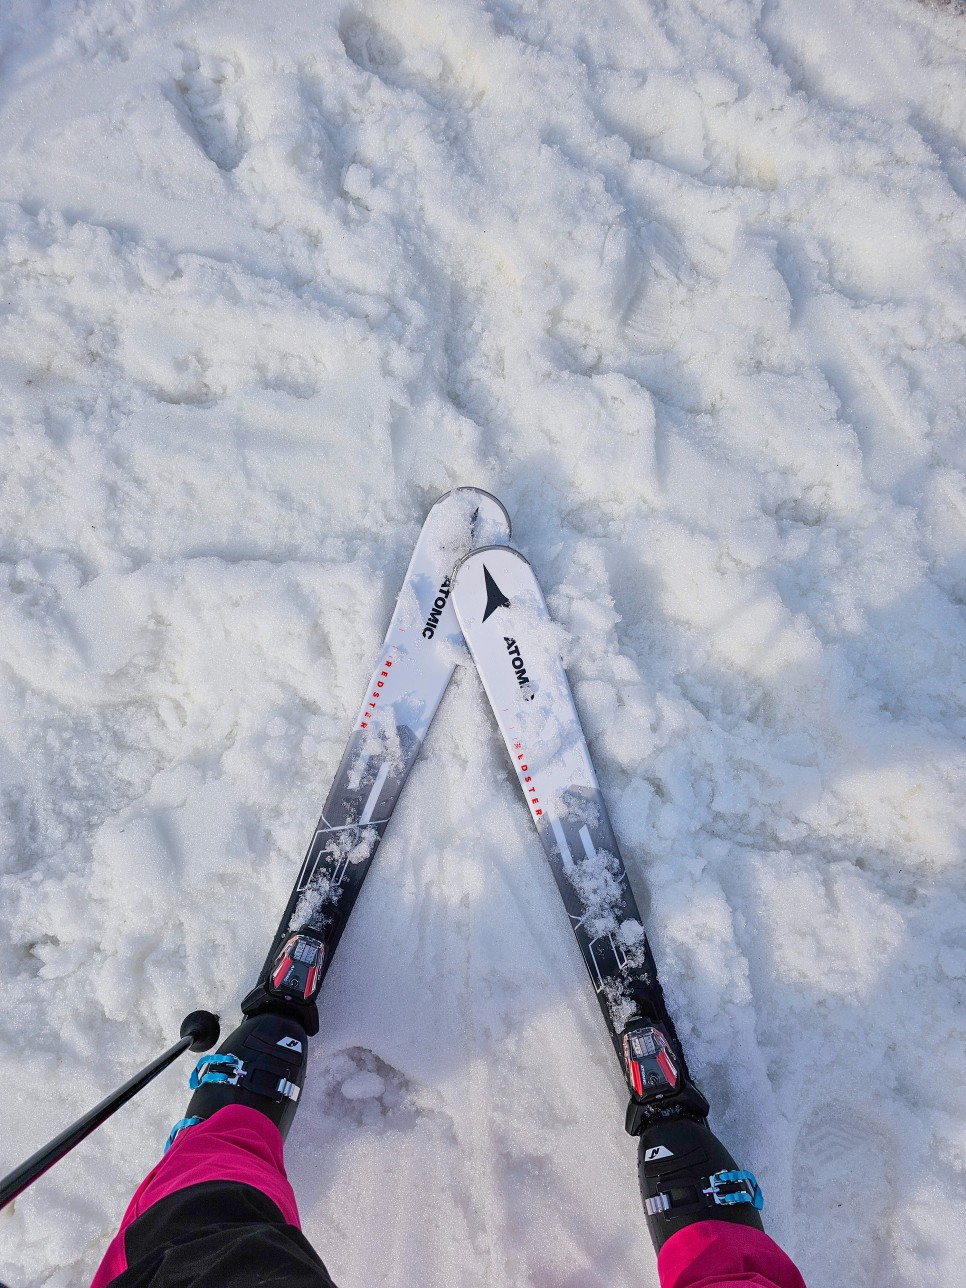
1 1 965 1285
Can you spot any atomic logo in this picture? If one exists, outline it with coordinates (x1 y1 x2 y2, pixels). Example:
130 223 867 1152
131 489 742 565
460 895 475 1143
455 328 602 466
504 636 535 701
482 566 511 622
422 576 451 639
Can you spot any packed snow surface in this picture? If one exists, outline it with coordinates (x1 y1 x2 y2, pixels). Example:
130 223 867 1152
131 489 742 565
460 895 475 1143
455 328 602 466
2 1 966 1285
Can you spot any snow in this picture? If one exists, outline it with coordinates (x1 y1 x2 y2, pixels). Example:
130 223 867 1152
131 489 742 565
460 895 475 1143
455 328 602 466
1 0 965 1284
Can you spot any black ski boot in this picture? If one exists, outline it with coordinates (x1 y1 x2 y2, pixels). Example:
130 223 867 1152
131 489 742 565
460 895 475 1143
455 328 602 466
165 1012 308 1152
637 1116 764 1253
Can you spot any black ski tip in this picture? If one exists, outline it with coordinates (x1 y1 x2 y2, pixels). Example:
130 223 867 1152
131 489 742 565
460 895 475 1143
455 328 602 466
482 565 511 621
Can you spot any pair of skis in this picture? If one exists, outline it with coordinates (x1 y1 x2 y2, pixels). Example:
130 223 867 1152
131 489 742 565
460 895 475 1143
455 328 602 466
0 486 756 1231
242 487 709 1134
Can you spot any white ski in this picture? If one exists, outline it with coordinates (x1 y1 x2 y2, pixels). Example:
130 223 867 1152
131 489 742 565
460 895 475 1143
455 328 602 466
451 545 692 1113
244 489 510 1031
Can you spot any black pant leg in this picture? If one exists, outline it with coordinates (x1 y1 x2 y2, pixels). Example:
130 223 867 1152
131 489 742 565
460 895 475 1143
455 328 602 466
105 1179 338 1288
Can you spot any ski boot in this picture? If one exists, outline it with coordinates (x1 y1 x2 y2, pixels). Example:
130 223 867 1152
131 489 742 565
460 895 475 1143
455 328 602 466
620 1018 763 1251
637 1116 764 1252
165 1011 308 1152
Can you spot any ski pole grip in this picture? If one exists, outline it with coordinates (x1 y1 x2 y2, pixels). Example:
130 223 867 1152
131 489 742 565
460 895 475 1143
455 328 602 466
181 1010 221 1052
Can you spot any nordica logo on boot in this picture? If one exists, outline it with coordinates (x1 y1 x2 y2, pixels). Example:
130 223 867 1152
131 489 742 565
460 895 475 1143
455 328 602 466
504 637 535 701
422 577 451 639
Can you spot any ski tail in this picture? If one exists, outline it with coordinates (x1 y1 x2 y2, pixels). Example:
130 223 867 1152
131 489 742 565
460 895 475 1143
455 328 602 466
242 490 511 1034
451 545 708 1131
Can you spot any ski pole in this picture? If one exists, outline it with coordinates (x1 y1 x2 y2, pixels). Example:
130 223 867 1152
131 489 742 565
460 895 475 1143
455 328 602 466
0 1010 220 1211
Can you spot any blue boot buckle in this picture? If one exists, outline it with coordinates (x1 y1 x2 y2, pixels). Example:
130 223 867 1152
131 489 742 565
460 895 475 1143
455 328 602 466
189 1053 247 1090
703 1169 764 1210
164 1116 203 1153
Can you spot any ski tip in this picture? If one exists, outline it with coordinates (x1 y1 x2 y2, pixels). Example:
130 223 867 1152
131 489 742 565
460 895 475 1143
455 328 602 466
451 543 533 582
431 487 512 537
451 545 547 635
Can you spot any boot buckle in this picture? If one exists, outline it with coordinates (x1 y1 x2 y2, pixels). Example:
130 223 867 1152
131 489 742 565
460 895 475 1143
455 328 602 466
643 1193 672 1216
277 1078 301 1101
703 1169 764 1210
189 1053 247 1089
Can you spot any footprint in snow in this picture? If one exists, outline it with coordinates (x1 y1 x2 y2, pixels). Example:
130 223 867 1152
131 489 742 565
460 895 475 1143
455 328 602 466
174 47 249 172
338 10 404 75
316 1046 450 1134
792 1099 898 1286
